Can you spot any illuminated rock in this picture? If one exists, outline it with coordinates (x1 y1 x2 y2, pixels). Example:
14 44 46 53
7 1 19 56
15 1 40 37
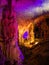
18 19 35 48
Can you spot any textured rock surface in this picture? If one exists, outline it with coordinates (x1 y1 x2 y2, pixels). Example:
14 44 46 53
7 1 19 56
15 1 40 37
20 40 49 65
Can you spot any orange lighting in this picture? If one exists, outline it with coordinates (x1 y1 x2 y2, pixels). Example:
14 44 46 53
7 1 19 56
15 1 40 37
18 19 35 48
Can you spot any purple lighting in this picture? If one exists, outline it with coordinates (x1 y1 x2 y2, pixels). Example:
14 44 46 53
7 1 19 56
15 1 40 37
23 31 28 39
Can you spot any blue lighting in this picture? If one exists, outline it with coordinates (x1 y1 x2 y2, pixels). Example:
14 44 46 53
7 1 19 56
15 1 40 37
23 31 28 39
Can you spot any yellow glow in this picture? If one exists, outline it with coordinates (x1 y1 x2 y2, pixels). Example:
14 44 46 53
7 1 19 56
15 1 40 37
18 19 35 48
